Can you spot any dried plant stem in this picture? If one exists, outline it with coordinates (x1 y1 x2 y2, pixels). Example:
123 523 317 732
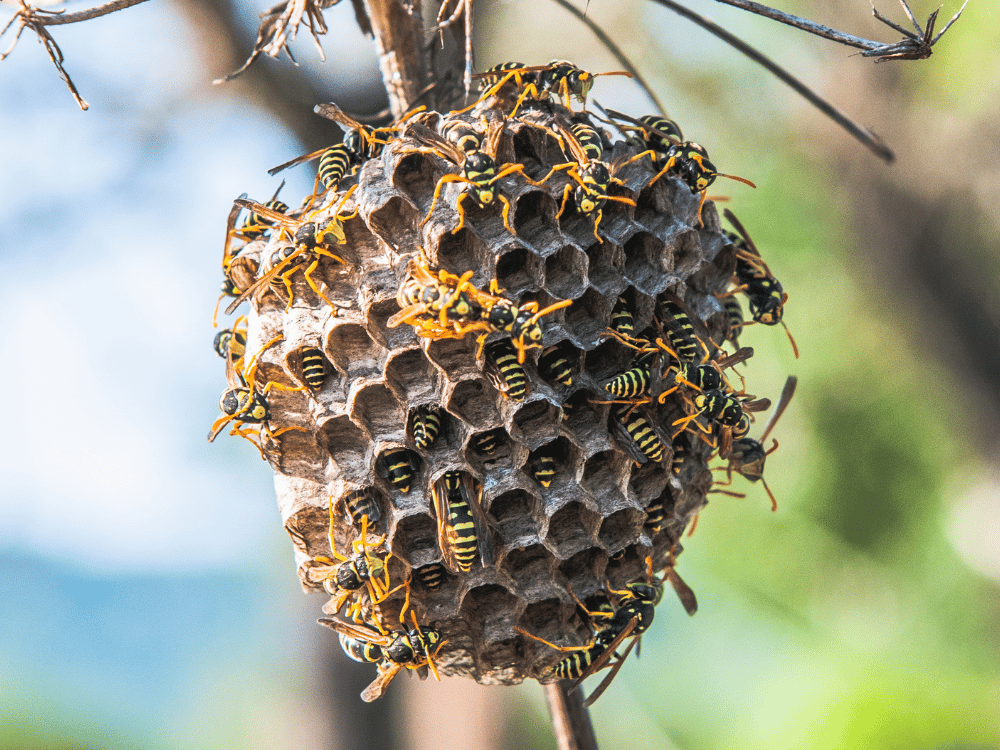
544 682 599 750
14 0 151 25
363 0 431 118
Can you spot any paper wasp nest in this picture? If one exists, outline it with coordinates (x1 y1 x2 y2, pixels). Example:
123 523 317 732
221 100 750 689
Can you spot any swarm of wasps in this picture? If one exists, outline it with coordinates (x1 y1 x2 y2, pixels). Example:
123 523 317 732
209 60 797 702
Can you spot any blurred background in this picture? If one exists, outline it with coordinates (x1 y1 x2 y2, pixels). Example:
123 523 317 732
1 0 998 747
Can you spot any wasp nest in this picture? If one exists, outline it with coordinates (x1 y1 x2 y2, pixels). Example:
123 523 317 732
212 81 788 699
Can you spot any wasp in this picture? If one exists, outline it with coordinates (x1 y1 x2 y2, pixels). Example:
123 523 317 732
415 562 448 590
644 485 672 535
298 345 326 391
517 559 662 706
267 101 401 199
656 299 703 363
408 406 442 450
241 198 290 239
538 343 574 387
723 209 798 358
721 297 745 346
610 296 636 339
486 340 528 402
343 488 381 527
431 471 494 574
380 449 416 493
530 120 637 244
224 193 356 316
207 335 306 459
604 107 756 225
531 453 557 488
338 632 384 664
612 403 668 465
673 389 771 458
715 376 797 511
213 317 247 364
408 115 531 236
387 256 571 363
470 60 631 117
304 511 401 621
470 429 502 455
604 361 653 399
318 612 445 702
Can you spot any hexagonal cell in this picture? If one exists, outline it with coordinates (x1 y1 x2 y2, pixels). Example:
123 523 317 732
317 415 367 481
598 507 644 555
445 376 501 427
460 584 520 645
434 228 487 281
634 175 679 227
581 450 630 511
367 194 421 251
425 336 482 381
366 296 418 351
350 383 405 443
623 231 669 296
543 245 588 300
526 437 579 491
580 336 633 384
511 190 561 251
509 399 561 451
389 511 438 567
557 547 608 598
495 246 542 296
337 214 381 266
489 489 541 546
629 461 671 507
285 344 336 394
384 347 439 403
376 447 421 496
389 151 438 204
333 485 388 531
672 226 704 281
561 287 612 347
584 240 627 298
604 544 651 590
546 501 600 558
325 322 383 380
467 427 510 459
270 429 326 480
559 390 614 456
503 543 556 584
535 340 580 390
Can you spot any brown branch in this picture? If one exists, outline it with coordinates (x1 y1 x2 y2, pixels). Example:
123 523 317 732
363 0 430 118
12 0 151 25
544 682 599 750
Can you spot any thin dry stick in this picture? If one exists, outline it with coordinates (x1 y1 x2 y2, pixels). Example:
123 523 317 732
546 0 667 116
364 0 431 118
711 0 968 60
545 682 599 750
647 0 895 163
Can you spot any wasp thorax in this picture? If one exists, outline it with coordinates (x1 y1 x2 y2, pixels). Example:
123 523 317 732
216 87 790 698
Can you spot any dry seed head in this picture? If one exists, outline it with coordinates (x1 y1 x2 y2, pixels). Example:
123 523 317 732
227 102 748 687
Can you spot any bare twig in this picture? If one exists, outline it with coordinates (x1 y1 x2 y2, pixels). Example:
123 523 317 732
213 0 337 84
433 0 473 94
647 0 895 163
544 681 599 750
546 0 667 116
364 0 431 117
711 0 967 60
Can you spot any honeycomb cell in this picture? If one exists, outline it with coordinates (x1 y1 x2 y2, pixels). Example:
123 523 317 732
460 584 521 645
526 437 579 490
389 510 438 567
425 336 482 381
511 190 561 253
509 399 561 451
623 231 670 296
435 227 487 280
584 240 627 298
270 429 326 480
561 287 612 347
489 489 542 547
367 296 418 351
350 383 405 443
559 390 614 456
446 377 501 427
388 150 438 204
503 544 556 586
367 194 422 251
495 246 542 296
325 322 383 380
557 547 608 598
629 461 672 508
581 450 631 512
598 508 645 555
317 415 368 482
285 344 334 394
580 336 633 385
545 501 600 558
535 340 580 391
672 227 703 280
384 347 439 403
543 245 588 300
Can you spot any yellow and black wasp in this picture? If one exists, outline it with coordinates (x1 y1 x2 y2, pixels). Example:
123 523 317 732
470 429 503 455
213 316 247 365
530 120 637 244
318 612 445 702
470 60 631 117
673 388 772 459
431 470 494 574
537 343 574 387
223 193 356 315
207 334 306 459
408 406 442 450
414 562 448 590
380 448 417 493
408 115 531 235
604 107 756 225
343 488 381 528
714 375 797 512
297 345 327 391
723 209 799 358
530 452 558 488
303 509 402 621
611 403 669 465
485 339 528 402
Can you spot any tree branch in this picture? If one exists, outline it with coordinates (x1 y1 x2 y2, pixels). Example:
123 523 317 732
544 682 599 750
